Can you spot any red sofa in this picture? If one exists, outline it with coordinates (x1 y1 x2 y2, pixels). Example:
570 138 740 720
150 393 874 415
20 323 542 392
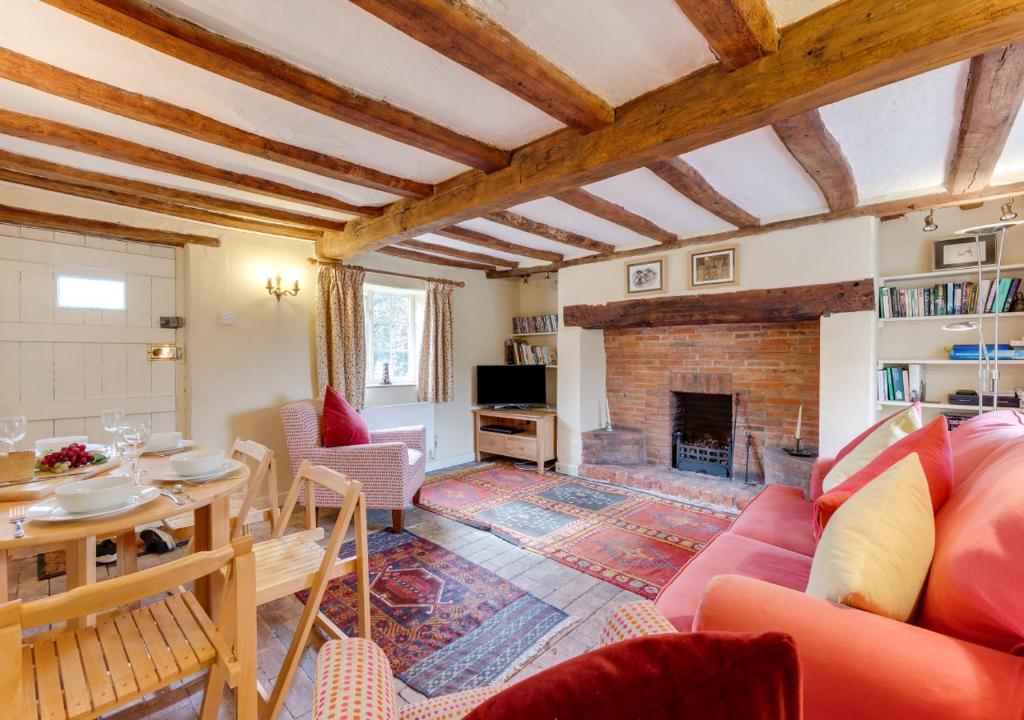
649 411 1024 720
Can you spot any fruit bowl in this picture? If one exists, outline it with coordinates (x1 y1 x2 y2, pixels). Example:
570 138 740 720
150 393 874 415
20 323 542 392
36 443 107 474
55 475 136 514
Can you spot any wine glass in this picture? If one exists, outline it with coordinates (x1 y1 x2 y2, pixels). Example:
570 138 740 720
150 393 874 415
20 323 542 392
101 408 126 458
120 420 150 484
0 416 27 454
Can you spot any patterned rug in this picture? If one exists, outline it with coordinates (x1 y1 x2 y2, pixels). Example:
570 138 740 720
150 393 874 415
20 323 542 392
418 463 736 599
305 530 574 698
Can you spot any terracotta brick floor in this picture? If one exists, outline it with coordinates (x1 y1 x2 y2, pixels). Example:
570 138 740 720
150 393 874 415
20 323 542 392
7 469 646 719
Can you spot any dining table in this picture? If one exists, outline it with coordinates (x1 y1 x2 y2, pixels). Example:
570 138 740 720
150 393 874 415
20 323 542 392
0 450 249 628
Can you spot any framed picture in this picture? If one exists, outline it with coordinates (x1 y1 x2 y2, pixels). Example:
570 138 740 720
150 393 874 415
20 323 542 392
933 234 996 270
688 245 738 289
625 256 666 295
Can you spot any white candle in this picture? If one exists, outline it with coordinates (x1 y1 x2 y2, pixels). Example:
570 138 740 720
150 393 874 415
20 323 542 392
795 405 803 441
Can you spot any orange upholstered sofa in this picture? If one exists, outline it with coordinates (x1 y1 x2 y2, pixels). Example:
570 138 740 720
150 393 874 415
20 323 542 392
632 410 1024 720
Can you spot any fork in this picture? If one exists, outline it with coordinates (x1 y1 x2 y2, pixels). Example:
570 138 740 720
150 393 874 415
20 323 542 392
8 506 26 539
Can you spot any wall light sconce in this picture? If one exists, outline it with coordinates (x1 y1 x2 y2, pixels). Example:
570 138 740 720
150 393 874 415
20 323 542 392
266 274 300 301
923 210 938 232
1001 197 1018 221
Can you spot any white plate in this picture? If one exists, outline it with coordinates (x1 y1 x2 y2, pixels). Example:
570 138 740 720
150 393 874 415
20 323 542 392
143 439 196 455
26 486 161 522
150 458 245 485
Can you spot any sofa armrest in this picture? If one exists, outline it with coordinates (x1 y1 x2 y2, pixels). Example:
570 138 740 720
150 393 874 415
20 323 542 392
371 425 426 452
600 601 677 646
398 686 506 720
314 639 397 720
809 456 835 500
694 575 1024 720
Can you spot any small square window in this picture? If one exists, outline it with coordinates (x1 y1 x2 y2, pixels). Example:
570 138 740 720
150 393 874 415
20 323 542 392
57 275 126 310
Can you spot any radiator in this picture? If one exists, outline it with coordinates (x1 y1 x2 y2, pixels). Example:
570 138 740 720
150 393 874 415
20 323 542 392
359 402 435 459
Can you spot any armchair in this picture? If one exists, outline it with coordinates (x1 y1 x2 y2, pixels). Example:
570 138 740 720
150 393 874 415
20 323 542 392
281 399 426 531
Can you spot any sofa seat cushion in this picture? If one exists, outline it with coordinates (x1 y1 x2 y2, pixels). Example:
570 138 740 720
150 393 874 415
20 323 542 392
407 449 423 469
729 485 817 557
655 532 812 631
949 409 1024 488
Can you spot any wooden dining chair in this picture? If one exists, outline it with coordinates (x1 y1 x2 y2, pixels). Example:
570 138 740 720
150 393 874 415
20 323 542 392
0 536 256 720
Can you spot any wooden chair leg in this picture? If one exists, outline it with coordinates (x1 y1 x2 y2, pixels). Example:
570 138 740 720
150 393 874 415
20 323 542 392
354 498 371 640
305 479 316 531
413 488 422 505
391 508 404 533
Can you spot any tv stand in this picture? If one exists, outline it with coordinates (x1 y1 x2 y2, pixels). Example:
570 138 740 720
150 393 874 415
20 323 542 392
473 407 556 471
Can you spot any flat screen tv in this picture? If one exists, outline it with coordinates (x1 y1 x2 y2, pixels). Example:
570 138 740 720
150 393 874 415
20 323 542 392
476 365 547 407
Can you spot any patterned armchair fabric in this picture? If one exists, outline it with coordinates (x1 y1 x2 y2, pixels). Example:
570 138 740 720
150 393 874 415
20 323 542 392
600 600 678 645
281 399 427 510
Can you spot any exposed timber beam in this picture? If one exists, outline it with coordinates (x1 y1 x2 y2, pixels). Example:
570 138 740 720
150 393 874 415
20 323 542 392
0 109 378 217
377 245 495 272
322 0 1024 259
672 0 778 69
553 189 677 244
434 226 563 263
772 110 858 211
483 212 615 254
349 0 612 131
647 158 759 228
43 0 508 171
0 150 346 230
0 170 323 241
948 42 1024 194
399 239 518 267
0 48 431 199
0 203 219 246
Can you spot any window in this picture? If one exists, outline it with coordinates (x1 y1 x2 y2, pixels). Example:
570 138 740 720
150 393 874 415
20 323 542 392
57 275 125 310
364 286 423 385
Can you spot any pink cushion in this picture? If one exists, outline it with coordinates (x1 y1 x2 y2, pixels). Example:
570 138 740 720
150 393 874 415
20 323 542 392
322 386 369 447
921 437 1024 653
729 485 817 557
654 533 812 631
949 409 1024 488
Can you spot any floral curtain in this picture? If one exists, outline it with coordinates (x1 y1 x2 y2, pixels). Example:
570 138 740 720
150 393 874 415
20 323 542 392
417 281 454 403
315 265 366 409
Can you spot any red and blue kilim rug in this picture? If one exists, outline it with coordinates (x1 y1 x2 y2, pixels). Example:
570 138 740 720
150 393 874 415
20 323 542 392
418 463 735 599
307 530 574 697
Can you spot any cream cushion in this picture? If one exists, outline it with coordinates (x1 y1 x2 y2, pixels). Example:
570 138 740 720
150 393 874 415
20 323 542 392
806 452 935 622
822 405 922 493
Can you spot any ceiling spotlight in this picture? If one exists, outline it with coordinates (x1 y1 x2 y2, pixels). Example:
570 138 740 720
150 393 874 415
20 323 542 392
1001 197 1018 222
922 210 938 232
521 275 529 284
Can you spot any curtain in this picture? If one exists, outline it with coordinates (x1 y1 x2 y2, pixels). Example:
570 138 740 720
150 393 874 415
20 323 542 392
315 265 366 409
417 281 455 403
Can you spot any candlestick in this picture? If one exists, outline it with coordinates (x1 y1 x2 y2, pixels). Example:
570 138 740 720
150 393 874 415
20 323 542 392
603 395 613 432
795 404 803 441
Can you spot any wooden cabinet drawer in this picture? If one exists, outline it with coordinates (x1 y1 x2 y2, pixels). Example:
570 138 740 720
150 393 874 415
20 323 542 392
506 435 538 457
477 431 508 453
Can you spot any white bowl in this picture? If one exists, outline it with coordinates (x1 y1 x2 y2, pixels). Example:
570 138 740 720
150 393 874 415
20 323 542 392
170 449 225 477
55 475 136 514
146 432 183 453
36 436 88 455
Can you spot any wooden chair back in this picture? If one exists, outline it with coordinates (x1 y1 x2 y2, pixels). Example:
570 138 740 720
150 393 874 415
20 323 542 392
229 438 279 536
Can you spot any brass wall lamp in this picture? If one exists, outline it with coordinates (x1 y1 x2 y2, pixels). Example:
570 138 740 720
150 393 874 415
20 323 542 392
266 274 300 301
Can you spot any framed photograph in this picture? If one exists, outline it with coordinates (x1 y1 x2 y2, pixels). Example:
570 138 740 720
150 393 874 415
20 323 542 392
933 234 996 270
688 245 738 289
625 256 666 295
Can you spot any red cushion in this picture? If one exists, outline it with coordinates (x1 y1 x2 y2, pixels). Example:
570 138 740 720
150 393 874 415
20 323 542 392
322 386 369 447
949 409 1024 488
812 416 952 537
463 632 801 720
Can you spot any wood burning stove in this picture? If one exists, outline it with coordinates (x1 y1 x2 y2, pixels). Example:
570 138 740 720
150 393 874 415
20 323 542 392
671 392 738 478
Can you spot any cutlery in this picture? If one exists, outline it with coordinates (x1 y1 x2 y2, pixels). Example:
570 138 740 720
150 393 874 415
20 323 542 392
159 489 186 506
8 505 25 538
171 483 195 503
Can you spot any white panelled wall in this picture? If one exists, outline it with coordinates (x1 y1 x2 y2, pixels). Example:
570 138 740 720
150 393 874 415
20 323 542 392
0 222 178 446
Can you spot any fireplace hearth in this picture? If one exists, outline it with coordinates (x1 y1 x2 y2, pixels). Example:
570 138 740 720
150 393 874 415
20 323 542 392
671 391 736 478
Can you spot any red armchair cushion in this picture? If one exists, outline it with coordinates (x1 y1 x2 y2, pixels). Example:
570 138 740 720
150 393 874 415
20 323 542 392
463 632 801 720
813 416 953 537
322 386 369 447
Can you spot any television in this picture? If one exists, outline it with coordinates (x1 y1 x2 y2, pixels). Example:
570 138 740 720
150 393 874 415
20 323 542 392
476 365 547 407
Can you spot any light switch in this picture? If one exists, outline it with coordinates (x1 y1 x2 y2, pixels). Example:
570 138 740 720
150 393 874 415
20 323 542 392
218 311 235 325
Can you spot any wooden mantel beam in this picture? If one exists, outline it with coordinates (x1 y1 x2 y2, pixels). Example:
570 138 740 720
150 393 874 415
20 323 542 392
0 204 220 247
672 0 778 69
43 0 508 172
772 110 858 211
484 212 615 254
349 0 613 131
563 279 875 329
647 157 759 228
322 0 1024 258
947 42 1024 194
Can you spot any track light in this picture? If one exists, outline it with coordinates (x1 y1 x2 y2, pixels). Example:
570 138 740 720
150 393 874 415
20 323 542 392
1001 198 1018 221
922 210 938 232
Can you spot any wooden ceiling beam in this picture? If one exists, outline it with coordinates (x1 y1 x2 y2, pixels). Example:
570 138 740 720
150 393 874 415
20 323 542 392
483 211 615 254
0 203 219 246
349 0 612 131
553 188 677 244
647 157 759 228
0 109 378 217
948 42 1024 194
322 0 1024 258
0 169 323 241
0 49 431 199
43 0 508 172
377 245 495 272
434 226 563 263
399 239 518 268
772 110 858 211
0 149 345 230
672 0 778 69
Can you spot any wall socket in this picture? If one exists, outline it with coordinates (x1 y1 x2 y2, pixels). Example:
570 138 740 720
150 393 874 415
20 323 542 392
218 311 235 325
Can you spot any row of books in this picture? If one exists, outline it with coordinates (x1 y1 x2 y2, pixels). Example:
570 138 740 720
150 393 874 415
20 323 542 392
512 314 558 334
505 340 557 366
877 364 924 402
877 277 1021 319
948 343 1024 360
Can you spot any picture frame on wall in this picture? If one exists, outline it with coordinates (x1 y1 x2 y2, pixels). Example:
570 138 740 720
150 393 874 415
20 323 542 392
625 256 666 295
933 234 996 270
688 245 738 289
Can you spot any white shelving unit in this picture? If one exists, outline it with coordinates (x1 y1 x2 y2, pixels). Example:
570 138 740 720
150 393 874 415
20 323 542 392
510 331 558 338
877 400 1005 412
879 263 1024 284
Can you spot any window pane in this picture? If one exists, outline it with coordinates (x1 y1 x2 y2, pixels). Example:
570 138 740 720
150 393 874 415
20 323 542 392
365 290 418 382
57 276 125 310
